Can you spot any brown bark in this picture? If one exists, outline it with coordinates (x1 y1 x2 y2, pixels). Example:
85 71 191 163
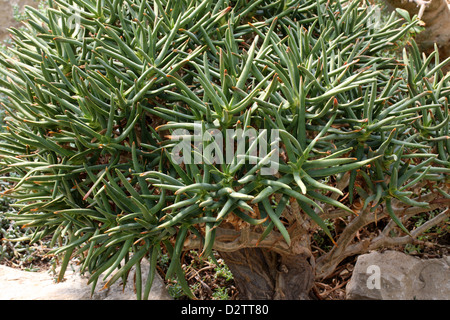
182 198 317 300
219 247 315 300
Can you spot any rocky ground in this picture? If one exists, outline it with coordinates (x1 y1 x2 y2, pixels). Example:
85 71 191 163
0 247 448 300
0 259 172 300
0 213 447 300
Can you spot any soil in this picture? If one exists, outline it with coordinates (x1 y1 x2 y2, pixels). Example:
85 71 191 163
0 0 40 43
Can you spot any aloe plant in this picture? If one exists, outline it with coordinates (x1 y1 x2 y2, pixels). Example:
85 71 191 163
0 0 448 299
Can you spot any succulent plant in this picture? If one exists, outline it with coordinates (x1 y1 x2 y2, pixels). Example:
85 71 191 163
0 0 448 299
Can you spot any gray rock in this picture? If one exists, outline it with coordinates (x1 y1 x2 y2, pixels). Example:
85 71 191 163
346 250 450 300
0 260 172 300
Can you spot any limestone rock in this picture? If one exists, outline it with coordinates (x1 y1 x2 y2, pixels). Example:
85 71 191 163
346 250 450 300
0 260 172 300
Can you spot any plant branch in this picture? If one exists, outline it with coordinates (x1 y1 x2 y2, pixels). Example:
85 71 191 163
183 226 312 257
368 208 449 249
315 190 447 279
409 0 431 19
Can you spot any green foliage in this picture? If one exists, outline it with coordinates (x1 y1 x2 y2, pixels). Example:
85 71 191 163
214 258 233 282
212 286 230 300
0 188 52 270
0 0 448 299
162 250 234 299
12 1 47 22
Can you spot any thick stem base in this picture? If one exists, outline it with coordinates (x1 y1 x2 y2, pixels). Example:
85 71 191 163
219 247 315 300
